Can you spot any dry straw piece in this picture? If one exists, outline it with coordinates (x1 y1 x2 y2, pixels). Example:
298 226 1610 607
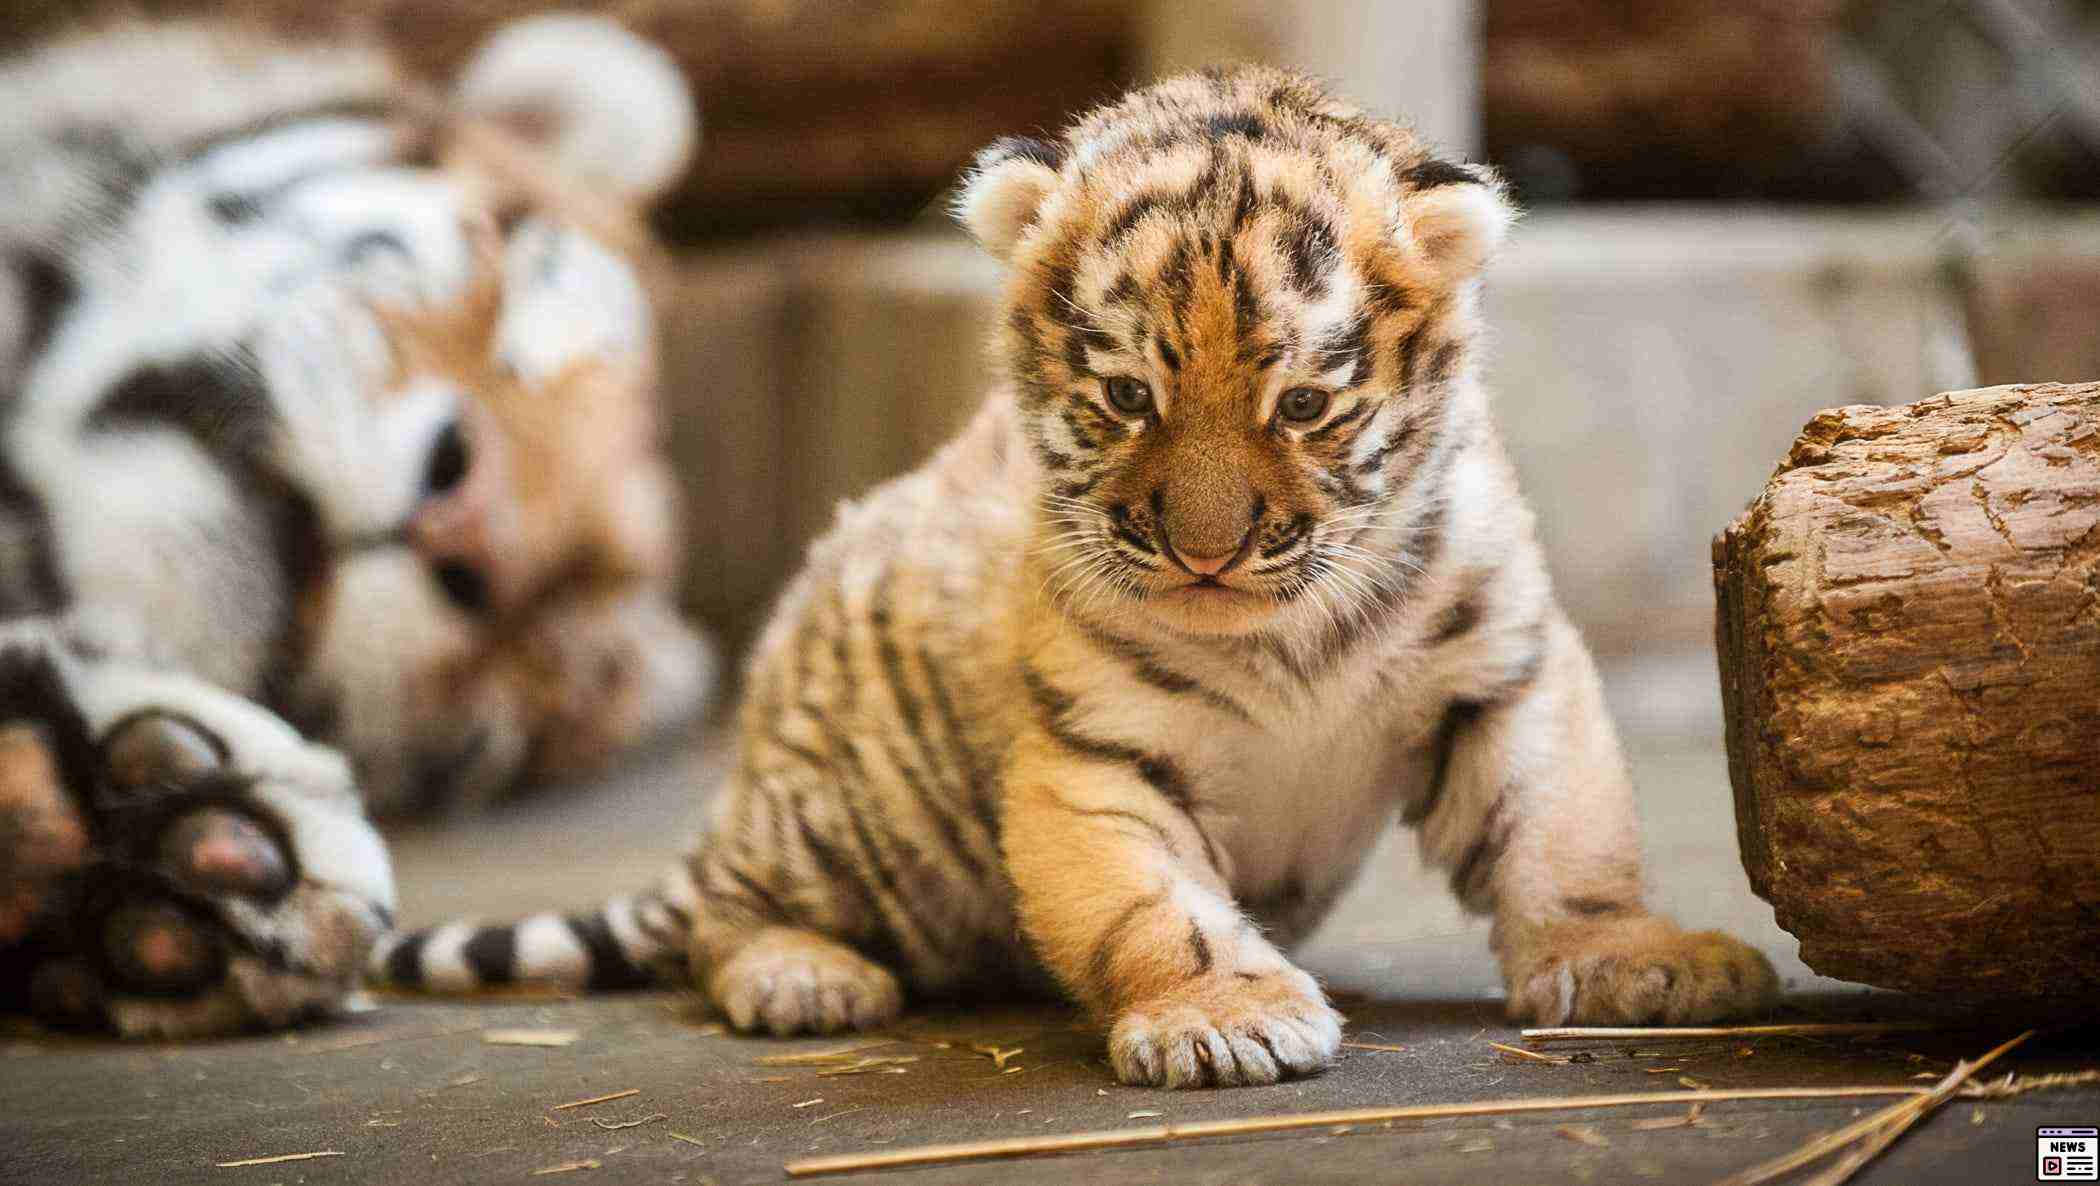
1489 1041 1570 1065
482 1028 581 1048
753 1041 896 1066
591 1113 667 1131
783 1085 1930 1178
1709 1030 2034 1186
551 1088 640 1111
530 1159 601 1175
1520 1022 1941 1046
214 1151 345 1168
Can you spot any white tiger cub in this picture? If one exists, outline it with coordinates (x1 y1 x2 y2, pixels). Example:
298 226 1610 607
379 66 1777 1087
0 16 711 1037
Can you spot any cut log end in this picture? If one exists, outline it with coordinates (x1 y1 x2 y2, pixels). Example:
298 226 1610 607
1714 382 2100 999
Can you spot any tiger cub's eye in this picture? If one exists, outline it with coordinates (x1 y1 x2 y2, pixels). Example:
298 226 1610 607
1102 376 1154 416
1278 387 1331 423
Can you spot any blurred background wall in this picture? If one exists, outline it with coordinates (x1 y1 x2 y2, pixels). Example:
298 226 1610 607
15 0 2095 980
8 0 2098 699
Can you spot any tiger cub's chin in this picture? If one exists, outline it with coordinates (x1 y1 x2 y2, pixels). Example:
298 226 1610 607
1138 584 1281 636
376 65 1778 1087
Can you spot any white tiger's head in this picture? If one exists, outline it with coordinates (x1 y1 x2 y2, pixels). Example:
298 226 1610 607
0 16 713 813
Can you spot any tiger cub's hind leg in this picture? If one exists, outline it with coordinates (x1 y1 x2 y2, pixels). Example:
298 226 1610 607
677 813 905 1037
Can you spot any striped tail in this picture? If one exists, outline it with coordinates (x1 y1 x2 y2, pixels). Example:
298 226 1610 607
367 863 697 993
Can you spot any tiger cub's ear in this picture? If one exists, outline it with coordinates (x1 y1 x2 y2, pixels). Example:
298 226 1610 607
954 136 1065 262
454 14 698 204
1396 159 1516 284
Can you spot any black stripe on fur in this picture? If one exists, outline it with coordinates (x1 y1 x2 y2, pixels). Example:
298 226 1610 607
383 930 431 988
1402 699 1486 827
1044 790 1180 857
566 912 652 990
1021 665 1218 870
460 926 517 984
1087 890 1164 999
0 455 71 616
1076 624 1253 724
88 350 330 720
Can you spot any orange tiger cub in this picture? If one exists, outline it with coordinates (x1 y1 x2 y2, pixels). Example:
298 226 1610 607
378 66 1777 1088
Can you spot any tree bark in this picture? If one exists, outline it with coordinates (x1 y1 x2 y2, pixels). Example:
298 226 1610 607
1714 382 2100 1000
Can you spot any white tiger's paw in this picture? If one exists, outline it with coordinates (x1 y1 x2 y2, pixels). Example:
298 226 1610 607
0 643 393 1038
1507 916 1779 1026
1108 968 1343 1089
706 927 902 1037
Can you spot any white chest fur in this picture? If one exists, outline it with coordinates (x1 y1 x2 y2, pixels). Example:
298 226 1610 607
1037 616 1457 918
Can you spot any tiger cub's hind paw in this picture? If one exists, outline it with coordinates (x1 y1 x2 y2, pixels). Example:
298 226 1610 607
705 926 903 1037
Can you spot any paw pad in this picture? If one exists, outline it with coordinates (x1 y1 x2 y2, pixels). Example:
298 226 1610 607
161 809 291 899
100 901 222 996
102 711 225 794
0 722 89 944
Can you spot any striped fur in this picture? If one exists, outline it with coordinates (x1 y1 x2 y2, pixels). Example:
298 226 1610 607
377 67 1776 1087
0 17 709 1038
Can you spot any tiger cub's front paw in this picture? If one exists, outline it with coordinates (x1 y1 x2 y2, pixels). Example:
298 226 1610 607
1506 915 1779 1027
1108 967 1342 1089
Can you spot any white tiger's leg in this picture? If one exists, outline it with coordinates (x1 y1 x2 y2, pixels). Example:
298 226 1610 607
0 623 392 1037
1003 721 1342 1089
1415 614 1778 1025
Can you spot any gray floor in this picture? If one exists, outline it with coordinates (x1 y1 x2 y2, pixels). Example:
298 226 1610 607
6 652 2096 1185
9 992 2094 1185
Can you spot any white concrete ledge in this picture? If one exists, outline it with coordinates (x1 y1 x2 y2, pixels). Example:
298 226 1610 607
656 208 2100 656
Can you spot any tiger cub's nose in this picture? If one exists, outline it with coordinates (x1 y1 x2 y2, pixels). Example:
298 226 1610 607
1175 541 1246 576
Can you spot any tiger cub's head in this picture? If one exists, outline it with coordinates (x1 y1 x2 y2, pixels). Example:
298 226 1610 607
957 66 1514 636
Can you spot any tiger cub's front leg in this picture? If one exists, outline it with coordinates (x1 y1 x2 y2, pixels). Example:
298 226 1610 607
1002 721 1342 1089
1419 614 1779 1025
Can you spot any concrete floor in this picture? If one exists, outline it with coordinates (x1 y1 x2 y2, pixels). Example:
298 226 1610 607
6 653 2098 1184
9 993 2097 1185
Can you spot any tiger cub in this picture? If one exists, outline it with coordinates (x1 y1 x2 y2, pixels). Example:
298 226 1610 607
379 66 1778 1087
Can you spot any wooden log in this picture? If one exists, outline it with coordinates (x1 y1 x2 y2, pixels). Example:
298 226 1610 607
1714 382 2100 1000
